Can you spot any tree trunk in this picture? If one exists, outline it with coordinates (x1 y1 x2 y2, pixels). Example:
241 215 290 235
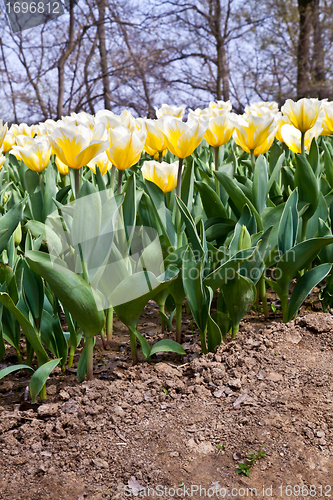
297 0 312 99
57 1 75 119
97 0 111 110
311 0 329 99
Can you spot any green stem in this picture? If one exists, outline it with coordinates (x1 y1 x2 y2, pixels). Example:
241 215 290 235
74 168 81 198
39 383 47 401
106 306 114 342
158 151 163 162
250 149 255 172
129 329 138 365
110 165 116 193
301 132 305 156
16 348 23 364
117 169 123 195
301 218 308 242
68 345 75 369
231 324 239 339
39 172 44 199
175 302 182 344
78 243 89 282
85 335 94 381
176 158 184 248
159 304 166 333
214 147 220 196
259 274 268 319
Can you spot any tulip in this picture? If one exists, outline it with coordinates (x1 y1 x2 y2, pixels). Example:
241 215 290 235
281 98 322 134
12 139 52 173
204 114 235 148
245 101 279 116
0 121 8 149
10 122 34 137
275 114 291 143
209 100 232 115
96 109 136 131
142 160 178 193
107 126 146 194
161 117 207 159
144 119 168 158
2 132 16 152
55 156 69 175
88 152 112 175
280 123 322 154
233 114 277 157
319 103 333 136
155 104 186 119
48 126 108 170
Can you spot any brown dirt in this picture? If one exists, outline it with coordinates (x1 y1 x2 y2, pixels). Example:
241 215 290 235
1 300 333 500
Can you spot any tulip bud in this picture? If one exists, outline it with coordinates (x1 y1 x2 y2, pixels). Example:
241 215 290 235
238 225 252 250
14 222 22 246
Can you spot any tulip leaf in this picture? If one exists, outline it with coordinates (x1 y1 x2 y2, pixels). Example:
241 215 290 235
267 151 285 193
204 248 255 291
0 292 49 366
287 263 332 322
295 154 319 223
43 162 57 220
29 358 61 403
253 155 268 215
176 196 203 258
149 339 186 357
323 142 333 189
207 313 222 352
276 237 333 299
215 171 263 230
0 198 25 254
221 273 256 336
25 250 105 337
278 189 298 255
317 218 333 263
181 158 195 213
113 266 179 329
129 327 151 360
211 310 231 341
195 181 228 219
77 337 95 382
0 364 35 380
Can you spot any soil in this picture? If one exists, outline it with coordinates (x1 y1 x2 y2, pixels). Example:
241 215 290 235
1 296 333 500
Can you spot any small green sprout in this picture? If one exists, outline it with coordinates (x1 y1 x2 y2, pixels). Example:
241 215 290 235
236 446 266 477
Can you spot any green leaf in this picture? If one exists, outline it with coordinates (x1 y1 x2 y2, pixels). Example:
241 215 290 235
0 364 34 380
295 154 319 222
276 237 333 298
278 189 298 255
195 181 228 219
207 313 222 351
181 158 195 212
43 162 57 220
26 250 105 337
29 358 61 403
0 198 25 253
113 266 179 329
323 141 333 189
23 259 44 322
0 292 49 366
203 248 255 291
215 171 263 230
287 264 332 321
176 196 204 258
253 155 268 215
267 151 285 193
221 273 256 335
150 339 186 357
129 326 151 359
